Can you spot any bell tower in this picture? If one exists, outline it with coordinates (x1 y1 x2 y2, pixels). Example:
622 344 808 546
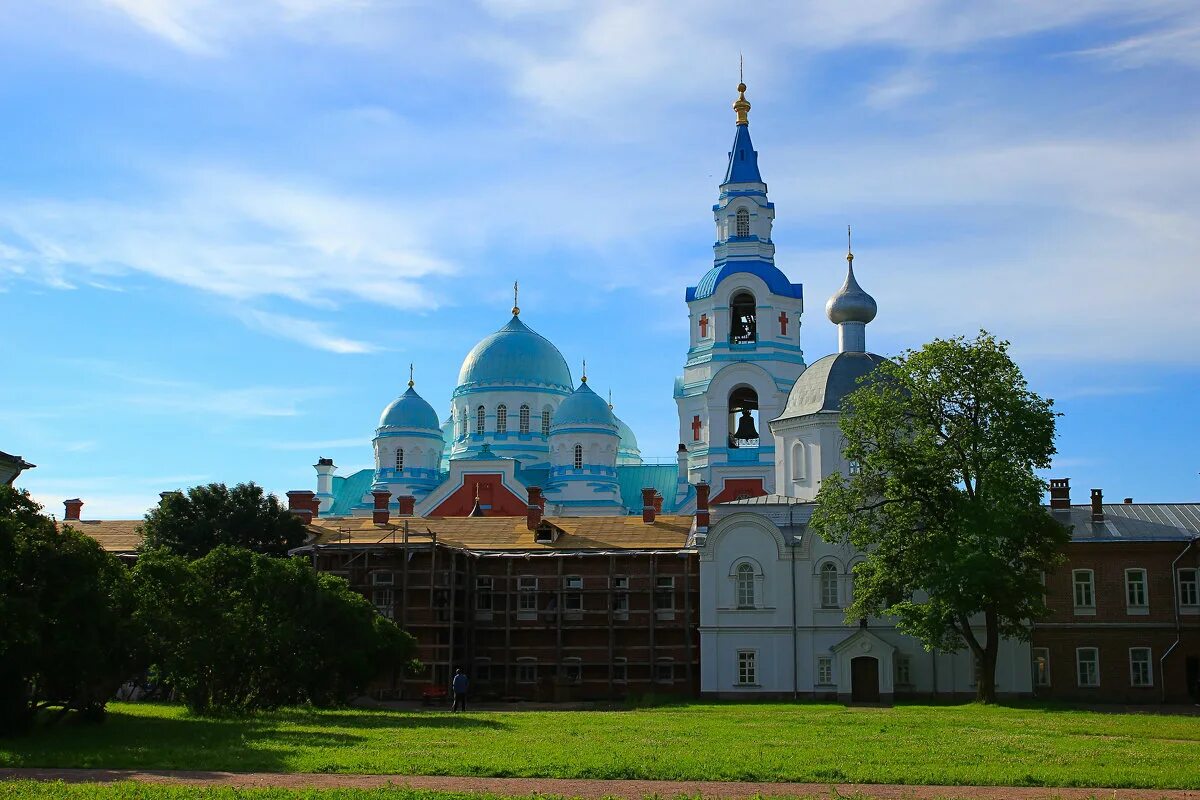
675 78 806 503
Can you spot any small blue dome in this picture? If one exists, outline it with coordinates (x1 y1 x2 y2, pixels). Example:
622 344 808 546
378 385 440 431
613 412 642 464
551 381 618 431
456 315 572 393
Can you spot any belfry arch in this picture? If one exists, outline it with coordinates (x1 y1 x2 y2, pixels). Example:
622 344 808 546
729 291 757 344
728 385 759 449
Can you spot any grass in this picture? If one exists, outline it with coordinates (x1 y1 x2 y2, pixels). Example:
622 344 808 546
1 702 1198 789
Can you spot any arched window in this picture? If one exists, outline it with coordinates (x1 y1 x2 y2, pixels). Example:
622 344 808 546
791 441 806 480
459 407 467 439
541 408 552 437
728 386 759 449
476 405 486 435
729 291 756 343
573 444 583 469
519 404 531 434
736 563 756 609
735 208 750 238
395 448 404 471
820 562 839 609
496 404 507 434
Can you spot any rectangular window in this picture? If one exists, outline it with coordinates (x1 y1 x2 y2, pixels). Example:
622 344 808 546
847 459 861 475
895 655 912 686
371 571 394 586
1076 647 1099 687
563 660 582 684
654 576 675 611
476 576 493 611
518 576 538 612
541 409 551 437
612 574 630 614
1073 569 1095 610
1125 568 1148 610
372 588 394 619
1179 568 1199 607
474 659 491 683
517 660 537 684
816 656 833 686
565 576 583 611
654 660 674 684
1129 647 1153 687
1032 647 1051 687
613 658 627 683
737 650 757 686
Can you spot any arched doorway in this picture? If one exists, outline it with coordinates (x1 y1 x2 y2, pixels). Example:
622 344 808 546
850 656 880 702
727 386 759 449
729 292 757 344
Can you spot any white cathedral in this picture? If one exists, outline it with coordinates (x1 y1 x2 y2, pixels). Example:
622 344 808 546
307 80 1031 699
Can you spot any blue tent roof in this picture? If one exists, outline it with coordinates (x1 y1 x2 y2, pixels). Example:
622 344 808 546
723 123 762 185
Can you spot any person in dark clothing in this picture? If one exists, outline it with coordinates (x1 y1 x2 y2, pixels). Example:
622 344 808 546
451 668 469 712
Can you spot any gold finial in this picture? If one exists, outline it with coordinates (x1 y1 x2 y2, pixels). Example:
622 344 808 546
733 58 750 126
408 363 414 388
581 358 587 383
846 225 854 264
512 280 520 316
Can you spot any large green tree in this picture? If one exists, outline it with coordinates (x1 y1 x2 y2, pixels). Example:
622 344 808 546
810 331 1070 703
0 486 144 733
133 545 416 714
140 482 307 559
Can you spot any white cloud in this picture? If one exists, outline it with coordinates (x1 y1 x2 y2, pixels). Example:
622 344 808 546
237 308 376 354
865 67 933 109
1071 23 1200 69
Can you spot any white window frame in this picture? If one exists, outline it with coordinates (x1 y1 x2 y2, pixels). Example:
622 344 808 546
475 576 493 612
735 562 756 609
372 587 394 618
371 571 394 586
1073 569 1096 614
1129 647 1153 687
518 576 538 614
519 404 531 434
1076 647 1099 687
654 576 675 613
564 575 583 613
475 405 486 435
1032 647 1051 687
573 444 583 469
1125 568 1149 614
819 562 839 609
516 659 537 684
735 207 750 238
496 404 507 434
612 576 629 617
1180 568 1200 609
394 448 404 471
541 408 552 437
816 656 833 686
847 459 861 475
736 650 757 686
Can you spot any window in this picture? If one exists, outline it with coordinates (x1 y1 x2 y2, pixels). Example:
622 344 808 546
654 576 675 611
474 659 491 683
737 650 757 685
371 572 394 586
518 576 538 612
394 448 404 471
541 409 552 437
848 459 861 475
563 659 582 684
519 404 531 434
1180 568 1199 607
613 657 627 683
517 659 537 684
820 562 839 609
573 444 583 469
371 575 394 619
612 576 629 615
735 207 750 238
1125 568 1148 611
816 656 833 686
1130 647 1153 687
1073 569 1095 610
459 407 467 438
654 659 674 684
1032 647 1051 687
1076 647 1099 687
475 405 486 435
496 404 507 434
896 655 912 686
735 562 756 609
565 576 583 612
791 442 806 481
476 576 494 612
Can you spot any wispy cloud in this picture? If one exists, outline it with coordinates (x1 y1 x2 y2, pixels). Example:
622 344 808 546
237 308 376 354
1071 23 1200 69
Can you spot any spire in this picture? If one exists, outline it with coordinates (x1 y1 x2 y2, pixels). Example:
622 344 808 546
469 484 485 517
408 363 414 389
826 225 878 353
580 358 587 383
512 280 520 316
723 77 762 185
608 389 613 410
733 56 751 126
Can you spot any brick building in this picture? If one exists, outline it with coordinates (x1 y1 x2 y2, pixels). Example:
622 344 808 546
1033 480 1200 703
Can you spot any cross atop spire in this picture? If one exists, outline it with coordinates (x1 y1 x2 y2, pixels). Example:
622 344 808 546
408 363 414 388
512 280 520 316
847 224 854 265
608 389 613 410
581 358 587 383
733 77 751 126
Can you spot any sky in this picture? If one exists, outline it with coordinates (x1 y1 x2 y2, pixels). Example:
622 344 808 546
1 0 1198 519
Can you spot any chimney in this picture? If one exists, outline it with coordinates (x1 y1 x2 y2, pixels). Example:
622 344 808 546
641 487 657 524
287 490 316 524
527 487 544 531
695 481 710 529
63 498 83 521
653 493 663 514
1090 488 1104 523
371 490 391 525
676 443 689 482
1124 497 1133 504
1049 478 1071 510
397 495 416 517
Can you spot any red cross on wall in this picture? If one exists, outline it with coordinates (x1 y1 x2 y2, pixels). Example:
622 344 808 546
778 311 788 336
698 314 709 337
691 415 702 442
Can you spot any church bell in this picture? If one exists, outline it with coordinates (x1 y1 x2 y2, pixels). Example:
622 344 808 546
733 409 758 440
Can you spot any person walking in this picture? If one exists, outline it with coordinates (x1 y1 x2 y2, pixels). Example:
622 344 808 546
451 668 469 712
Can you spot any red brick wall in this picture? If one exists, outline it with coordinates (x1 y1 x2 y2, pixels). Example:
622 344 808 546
428 474 528 517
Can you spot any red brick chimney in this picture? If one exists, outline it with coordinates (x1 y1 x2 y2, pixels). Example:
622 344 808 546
397 495 416 517
641 487 657 524
527 487 544 531
653 493 663 514
371 490 391 525
1090 488 1104 523
695 482 710 529
1049 478 1071 510
63 498 83 521
287 490 316 524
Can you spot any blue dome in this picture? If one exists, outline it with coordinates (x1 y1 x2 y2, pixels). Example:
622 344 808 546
551 381 618 431
613 412 642 464
378 385 440 431
455 314 572 393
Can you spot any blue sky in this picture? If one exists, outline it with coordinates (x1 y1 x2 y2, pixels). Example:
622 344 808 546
1 1 1197 518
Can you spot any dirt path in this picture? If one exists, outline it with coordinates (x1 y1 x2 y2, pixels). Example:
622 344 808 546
3 768 1199 799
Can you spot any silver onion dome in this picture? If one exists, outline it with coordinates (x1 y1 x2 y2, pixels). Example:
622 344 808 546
826 261 877 325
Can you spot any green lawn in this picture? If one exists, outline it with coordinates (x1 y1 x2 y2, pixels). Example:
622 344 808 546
1 702 1198 789
0 785 586 800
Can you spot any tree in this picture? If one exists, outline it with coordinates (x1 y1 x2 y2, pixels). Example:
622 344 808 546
133 545 416 714
0 486 144 734
140 482 307 559
810 331 1071 703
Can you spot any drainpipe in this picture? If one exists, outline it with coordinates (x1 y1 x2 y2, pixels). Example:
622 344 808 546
790 499 799 700
1161 535 1198 703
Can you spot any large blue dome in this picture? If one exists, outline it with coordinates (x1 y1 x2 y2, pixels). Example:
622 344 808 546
551 381 617 430
455 314 573 393
378 385 440 431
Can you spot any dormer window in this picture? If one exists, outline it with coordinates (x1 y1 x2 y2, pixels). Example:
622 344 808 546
476 405 485 435
395 448 404 471
519 404 531 434
735 208 749 238
496 404 507 434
